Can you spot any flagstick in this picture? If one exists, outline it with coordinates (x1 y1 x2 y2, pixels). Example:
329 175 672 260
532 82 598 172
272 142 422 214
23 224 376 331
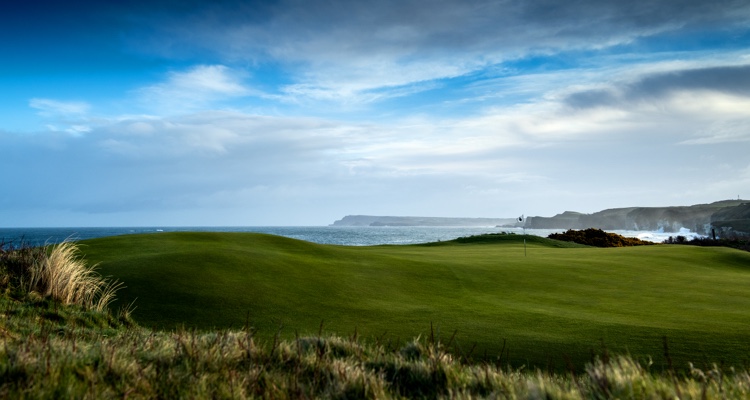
519 214 527 257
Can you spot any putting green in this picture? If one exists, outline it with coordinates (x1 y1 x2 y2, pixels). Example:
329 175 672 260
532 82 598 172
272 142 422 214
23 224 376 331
82 232 750 370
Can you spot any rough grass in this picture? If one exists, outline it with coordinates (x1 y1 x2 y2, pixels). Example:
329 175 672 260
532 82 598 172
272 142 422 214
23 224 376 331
0 240 122 312
2 294 750 399
81 232 750 371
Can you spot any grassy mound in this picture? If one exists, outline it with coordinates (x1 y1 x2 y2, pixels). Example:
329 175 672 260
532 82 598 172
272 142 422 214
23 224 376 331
80 232 750 371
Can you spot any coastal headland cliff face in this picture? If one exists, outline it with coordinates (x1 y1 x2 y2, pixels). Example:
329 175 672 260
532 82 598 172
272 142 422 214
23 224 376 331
525 200 749 235
332 200 750 236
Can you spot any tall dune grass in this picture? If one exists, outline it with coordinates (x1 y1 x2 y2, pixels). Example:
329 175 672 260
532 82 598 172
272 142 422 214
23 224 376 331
1 240 121 311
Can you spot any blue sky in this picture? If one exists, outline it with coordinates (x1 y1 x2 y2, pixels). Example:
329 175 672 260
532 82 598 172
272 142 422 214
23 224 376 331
2 0 750 226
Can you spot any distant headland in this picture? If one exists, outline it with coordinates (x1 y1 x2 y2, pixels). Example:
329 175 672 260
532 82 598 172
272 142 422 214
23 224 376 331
330 215 518 227
332 200 750 236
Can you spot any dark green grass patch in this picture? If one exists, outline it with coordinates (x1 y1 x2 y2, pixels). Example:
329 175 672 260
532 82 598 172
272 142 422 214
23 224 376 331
81 232 750 370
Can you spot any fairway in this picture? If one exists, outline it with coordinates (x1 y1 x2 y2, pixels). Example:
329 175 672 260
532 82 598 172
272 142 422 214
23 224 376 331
82 232 750 370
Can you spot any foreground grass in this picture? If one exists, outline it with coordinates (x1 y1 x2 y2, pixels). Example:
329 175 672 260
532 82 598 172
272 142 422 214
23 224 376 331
0 240 121 311
3 294 750 399
82 232 750 371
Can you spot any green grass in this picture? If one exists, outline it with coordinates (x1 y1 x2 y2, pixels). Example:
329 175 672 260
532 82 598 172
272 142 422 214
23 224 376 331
6 293 750 399
81 232 750 371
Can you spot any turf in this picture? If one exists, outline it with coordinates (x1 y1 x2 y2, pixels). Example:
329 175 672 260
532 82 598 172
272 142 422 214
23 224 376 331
81 232 750 370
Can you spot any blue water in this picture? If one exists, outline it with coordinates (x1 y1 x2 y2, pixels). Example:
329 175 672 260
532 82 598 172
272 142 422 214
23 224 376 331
0 225 697 248
0 226 520 247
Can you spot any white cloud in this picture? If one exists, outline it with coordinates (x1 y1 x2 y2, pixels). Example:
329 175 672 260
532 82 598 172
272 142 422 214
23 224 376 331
95 111 344 158
137 65 254 113
29 98 90 117
29 98 92 136
88 65 750 182
681 119 750 145
6 96 748 224
279 59 475 103
65 125 92 136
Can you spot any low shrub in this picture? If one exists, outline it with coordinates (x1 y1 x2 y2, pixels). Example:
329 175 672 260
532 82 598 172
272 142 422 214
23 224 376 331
663 235 750 252
548 228 655 247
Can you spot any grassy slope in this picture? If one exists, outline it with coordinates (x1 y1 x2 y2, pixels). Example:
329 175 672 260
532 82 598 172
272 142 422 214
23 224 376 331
82 232 750 370
8 295 750 398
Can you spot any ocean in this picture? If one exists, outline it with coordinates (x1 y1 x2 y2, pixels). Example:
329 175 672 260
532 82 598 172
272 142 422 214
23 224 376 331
0 226 703 247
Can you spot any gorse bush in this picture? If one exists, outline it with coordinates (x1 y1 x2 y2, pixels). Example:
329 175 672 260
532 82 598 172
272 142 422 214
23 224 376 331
0 240 121 311
548 228 655 247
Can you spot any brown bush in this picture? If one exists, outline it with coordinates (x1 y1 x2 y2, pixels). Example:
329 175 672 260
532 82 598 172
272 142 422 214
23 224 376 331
548 228 655 247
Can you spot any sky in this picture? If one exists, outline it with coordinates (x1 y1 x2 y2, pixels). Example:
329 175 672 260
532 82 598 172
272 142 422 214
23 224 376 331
2 0 749 227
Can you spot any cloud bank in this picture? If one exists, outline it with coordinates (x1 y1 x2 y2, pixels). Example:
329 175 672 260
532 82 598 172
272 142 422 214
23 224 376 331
138 0 750 101
2 0 749 226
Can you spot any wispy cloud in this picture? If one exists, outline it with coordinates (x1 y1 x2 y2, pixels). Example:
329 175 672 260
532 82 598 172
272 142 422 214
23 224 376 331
680 118 750 145
95 111 344 157
136 65 254 113
29 98 92 136
29 98 90 117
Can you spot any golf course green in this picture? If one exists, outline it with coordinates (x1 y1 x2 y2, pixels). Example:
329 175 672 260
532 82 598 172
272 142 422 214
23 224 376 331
82 232 750 370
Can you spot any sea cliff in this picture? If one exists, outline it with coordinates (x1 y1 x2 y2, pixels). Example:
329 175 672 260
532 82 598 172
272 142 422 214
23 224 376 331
332 200 750 236
526 200 749 235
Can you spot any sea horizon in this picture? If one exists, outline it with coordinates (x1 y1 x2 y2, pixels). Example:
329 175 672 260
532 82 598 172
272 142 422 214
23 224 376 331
0 225 705 247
